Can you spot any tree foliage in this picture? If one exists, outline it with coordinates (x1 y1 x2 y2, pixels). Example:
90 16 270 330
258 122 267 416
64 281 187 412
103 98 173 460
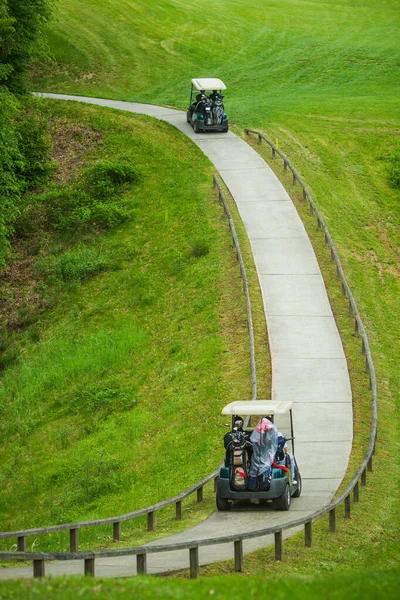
0 1 55 269
1 0 54 93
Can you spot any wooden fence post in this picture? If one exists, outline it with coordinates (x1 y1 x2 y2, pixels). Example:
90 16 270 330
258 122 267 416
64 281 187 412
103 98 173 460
137 553 147 575
361 469 367 486
354 319 359 337
353 481 360 503
197 487 203 503
17 536 26 553
176 500 182 520
70 528 79 552
275 531 283 561
113 522 121 542
84 557 95 576
305 521 312 547
234 540 244 571
329 508 336 533
345 495 351 519
147 511 155 531
189 546 199 579
33 559 45 578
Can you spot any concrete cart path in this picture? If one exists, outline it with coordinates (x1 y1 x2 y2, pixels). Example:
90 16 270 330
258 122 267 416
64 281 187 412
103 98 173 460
0 96 353 580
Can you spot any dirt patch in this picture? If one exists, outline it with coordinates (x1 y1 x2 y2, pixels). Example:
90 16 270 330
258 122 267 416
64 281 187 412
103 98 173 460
0 242 45 331
362 222 400 281
50 117 103 183
0 118 103 333
353 248 399 283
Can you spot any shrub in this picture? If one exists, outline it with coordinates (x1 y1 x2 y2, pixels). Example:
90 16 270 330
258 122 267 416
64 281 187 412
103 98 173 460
0 89 24 268
16 158 139 235
35 246 108 283
0 94 54 268
83 160 140 198
16 103 55 188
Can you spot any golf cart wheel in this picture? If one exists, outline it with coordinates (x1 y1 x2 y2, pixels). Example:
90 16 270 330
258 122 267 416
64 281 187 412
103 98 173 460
275 484 291 511
216 492 231 511
292 468 302 498
193 121 201 133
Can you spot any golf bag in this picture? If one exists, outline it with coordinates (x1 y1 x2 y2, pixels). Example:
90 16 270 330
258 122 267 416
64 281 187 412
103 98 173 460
225 431 251 491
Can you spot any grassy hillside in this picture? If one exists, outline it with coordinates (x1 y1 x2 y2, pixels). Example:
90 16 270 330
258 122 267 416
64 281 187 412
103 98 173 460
0 0 398 592
0 99 270 551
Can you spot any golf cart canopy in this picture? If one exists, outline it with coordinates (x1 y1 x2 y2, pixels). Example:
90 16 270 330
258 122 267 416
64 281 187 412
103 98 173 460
222 400 293 416
191 78 226 91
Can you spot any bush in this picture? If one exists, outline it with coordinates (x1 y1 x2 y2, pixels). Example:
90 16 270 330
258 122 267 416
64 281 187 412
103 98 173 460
0 89 24 268
16 103 55 187
16 158 140 235
35 246 108 283
0 93 54 268
83 160 140 198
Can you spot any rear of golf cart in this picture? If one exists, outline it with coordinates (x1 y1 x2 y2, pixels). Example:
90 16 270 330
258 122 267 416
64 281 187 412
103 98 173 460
187 77 229 133
216 400 302 511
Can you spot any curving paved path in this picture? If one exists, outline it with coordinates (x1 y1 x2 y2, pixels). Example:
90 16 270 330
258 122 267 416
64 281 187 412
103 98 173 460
0 95 353 579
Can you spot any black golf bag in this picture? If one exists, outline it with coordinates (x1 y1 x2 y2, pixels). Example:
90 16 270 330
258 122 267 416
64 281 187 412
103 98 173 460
225 431 251 491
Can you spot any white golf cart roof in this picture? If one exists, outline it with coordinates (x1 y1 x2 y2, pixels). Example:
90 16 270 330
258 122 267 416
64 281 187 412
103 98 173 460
222 400 293 416
191 78 226 91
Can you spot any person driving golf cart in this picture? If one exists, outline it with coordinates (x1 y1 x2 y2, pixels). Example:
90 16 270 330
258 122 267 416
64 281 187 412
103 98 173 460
187 78 229 133
275 431 297 483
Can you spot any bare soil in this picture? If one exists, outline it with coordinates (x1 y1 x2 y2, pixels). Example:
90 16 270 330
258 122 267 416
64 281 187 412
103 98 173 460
0 117 103 334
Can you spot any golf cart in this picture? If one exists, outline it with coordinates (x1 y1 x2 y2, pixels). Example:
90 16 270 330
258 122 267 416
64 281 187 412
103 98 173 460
216 400 302 511
187 77 229 133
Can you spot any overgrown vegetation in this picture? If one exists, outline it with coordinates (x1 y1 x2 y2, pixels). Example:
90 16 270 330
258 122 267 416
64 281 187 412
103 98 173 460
0 100 263 549
0 0 55 268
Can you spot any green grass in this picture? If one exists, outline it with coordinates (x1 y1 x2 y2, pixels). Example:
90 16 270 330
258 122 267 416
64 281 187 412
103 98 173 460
0 0 399 593
0 99 270 552
0 569 399 599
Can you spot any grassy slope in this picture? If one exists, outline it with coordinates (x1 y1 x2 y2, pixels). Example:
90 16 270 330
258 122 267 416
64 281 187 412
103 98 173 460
1 0 399 594
0 99 270 551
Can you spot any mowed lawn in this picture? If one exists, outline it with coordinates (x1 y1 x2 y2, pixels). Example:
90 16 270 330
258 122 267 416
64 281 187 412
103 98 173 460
0 0 398 595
